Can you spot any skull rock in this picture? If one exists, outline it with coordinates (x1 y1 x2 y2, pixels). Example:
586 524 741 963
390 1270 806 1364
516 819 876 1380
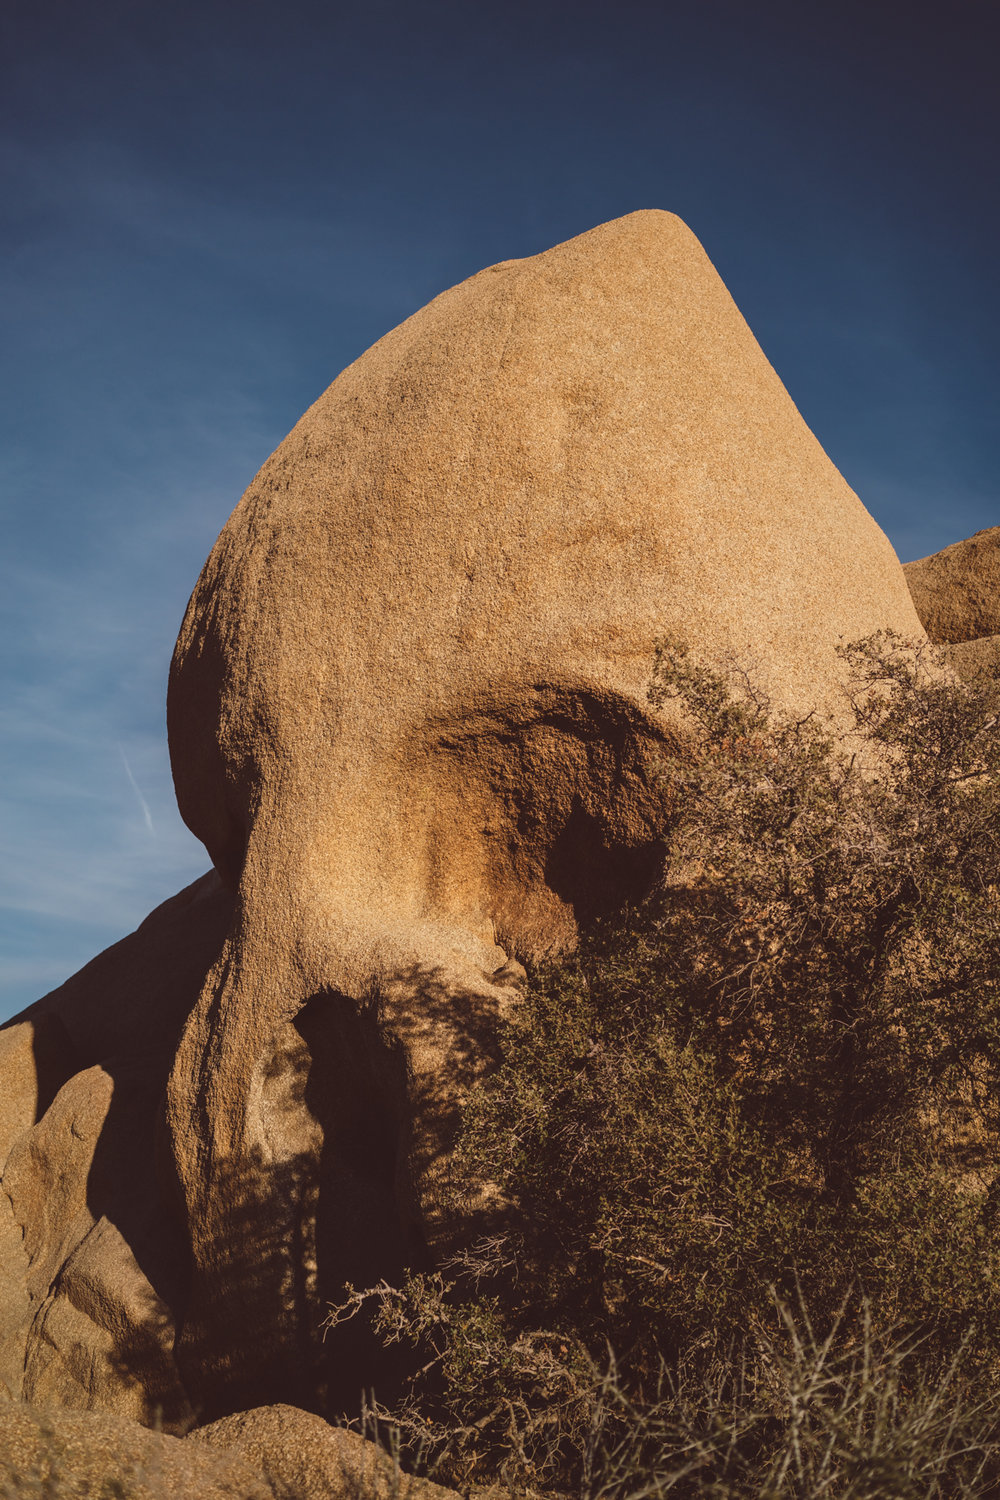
159 209 923 1412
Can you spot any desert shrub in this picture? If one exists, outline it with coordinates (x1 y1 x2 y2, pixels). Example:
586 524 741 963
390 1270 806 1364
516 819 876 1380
334 634 1000 1494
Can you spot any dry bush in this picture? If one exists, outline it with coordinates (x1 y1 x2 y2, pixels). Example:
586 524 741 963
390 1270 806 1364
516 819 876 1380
332 634 1000 1497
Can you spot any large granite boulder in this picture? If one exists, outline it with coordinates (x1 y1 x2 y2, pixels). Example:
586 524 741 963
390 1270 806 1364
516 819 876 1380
1 211 924 1430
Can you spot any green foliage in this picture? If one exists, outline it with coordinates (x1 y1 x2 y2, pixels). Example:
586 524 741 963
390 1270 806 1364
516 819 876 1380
336 634 1000 1495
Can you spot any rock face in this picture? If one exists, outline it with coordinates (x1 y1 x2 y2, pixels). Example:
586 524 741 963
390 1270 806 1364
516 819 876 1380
2 211 924 1432
904 528 1000 680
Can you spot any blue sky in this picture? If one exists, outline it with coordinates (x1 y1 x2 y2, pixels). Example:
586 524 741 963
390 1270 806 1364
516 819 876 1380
1 0 997 1020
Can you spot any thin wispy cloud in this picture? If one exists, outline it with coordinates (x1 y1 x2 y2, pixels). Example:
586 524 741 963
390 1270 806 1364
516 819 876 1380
117 743 155 836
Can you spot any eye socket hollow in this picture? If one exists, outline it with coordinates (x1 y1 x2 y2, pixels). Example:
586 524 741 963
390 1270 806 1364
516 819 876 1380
420 685 671 961
544 797 666 929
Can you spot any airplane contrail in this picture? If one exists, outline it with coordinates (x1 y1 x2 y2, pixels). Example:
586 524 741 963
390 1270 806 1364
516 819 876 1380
117 743 155 835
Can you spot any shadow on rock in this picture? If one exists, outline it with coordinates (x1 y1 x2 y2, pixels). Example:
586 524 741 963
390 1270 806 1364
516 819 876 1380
174 984 437 1425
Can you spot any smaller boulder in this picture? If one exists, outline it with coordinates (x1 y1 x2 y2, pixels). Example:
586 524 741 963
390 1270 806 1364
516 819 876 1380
0 1402 269 1498
941 635 1000 682
192 1403 457 1500
904 528 1000 644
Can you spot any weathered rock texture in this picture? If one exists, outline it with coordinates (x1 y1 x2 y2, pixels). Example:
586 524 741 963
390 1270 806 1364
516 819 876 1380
903 528 1000 681
2 211 924 1431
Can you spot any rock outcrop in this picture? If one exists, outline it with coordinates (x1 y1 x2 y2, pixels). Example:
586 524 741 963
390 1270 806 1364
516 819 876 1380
0 874 233 1428
2 211 924 1435
904 527 1000 679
